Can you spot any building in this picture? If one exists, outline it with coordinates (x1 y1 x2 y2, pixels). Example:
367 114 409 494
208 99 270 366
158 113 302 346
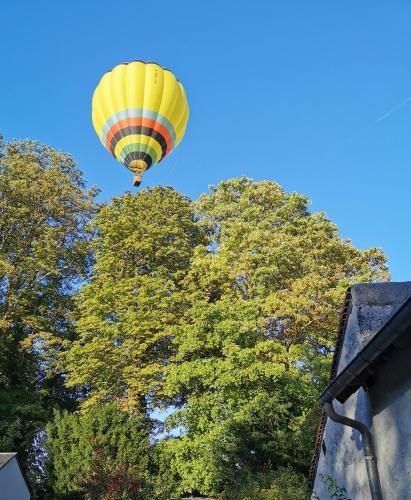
311 282 411 500
0 453 31 500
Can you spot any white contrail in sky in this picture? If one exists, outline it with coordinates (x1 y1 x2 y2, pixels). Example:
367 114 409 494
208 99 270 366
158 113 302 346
375 95 411 123
347 94 411 143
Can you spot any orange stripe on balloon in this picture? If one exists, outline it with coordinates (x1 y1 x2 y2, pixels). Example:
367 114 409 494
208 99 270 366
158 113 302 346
105 117 173 154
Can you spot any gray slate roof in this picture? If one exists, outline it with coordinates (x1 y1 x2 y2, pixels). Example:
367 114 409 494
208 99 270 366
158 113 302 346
0 453 17 469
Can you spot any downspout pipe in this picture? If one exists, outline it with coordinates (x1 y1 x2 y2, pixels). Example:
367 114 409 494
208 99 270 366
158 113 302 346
323 401 383 500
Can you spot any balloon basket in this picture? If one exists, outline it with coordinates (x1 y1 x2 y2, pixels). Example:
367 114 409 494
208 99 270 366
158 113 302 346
133 174 142 187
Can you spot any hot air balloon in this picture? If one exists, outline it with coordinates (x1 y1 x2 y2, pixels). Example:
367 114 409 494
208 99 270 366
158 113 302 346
92 61 189 186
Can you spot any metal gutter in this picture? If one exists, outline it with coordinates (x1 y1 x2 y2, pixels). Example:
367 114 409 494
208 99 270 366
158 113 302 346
319 294 411 405
324 402 383 500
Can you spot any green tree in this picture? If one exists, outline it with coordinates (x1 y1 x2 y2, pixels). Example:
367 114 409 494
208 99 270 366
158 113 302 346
45 403 151 499
221 467 310 499
60 177 387 498
0 139 97 470
159 178 388 496
62 187 204 410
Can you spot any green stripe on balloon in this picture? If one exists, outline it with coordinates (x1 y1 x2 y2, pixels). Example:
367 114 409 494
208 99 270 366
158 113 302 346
118 143 158 167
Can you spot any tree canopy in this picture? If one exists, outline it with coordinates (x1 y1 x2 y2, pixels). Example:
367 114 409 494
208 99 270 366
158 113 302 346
0 139 98 472
58 177 387 498
0 138 389 497
63 187 204 410
157 178 387 496
46 403 150 499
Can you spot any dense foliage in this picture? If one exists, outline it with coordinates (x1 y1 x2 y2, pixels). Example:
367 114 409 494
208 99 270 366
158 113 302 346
63 187 204 410
0 139 97 476
61 178 386 498
157 178 387 496
46 403 150 498
0 139 388 498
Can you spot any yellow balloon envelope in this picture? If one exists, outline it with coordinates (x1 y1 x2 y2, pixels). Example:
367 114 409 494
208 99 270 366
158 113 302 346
92 61 189 186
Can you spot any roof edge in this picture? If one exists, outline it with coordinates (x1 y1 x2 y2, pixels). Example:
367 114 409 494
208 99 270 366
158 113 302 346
318 293 411 405
0 453 32 495
308 287 352 488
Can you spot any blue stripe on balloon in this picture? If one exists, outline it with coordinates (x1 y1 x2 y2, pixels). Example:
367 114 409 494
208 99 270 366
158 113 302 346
101 109 176 145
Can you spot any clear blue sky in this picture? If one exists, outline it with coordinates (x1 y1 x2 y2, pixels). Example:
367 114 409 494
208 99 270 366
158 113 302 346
1 1 410 281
